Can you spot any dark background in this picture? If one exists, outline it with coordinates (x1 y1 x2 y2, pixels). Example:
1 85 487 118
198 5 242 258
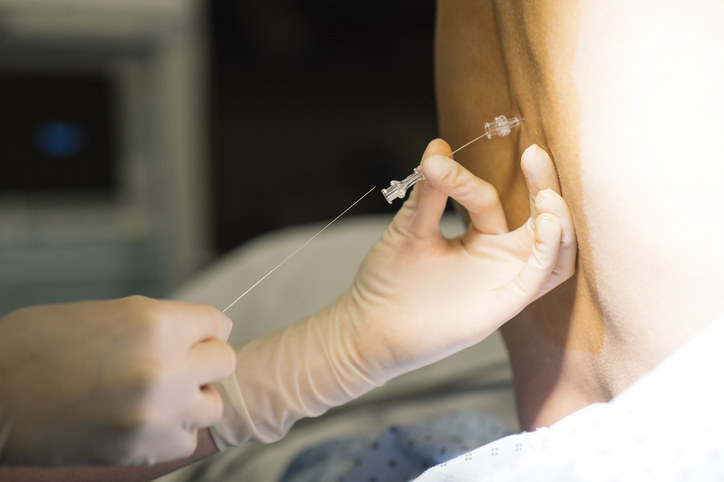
206 0 439 254
0 73 116 194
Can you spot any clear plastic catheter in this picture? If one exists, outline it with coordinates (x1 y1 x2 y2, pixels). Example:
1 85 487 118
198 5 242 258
381 114 523 203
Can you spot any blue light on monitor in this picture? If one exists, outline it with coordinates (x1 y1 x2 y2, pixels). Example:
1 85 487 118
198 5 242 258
35 122 86 158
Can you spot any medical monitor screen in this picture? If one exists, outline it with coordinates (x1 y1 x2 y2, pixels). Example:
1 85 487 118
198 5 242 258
0 72 117 195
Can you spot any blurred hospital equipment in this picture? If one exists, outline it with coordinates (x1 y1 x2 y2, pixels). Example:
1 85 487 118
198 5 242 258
0 0 208 314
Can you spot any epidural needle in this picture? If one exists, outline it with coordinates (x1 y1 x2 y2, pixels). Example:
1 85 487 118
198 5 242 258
222 186 377 314
381 115 523 204
222 114 523 313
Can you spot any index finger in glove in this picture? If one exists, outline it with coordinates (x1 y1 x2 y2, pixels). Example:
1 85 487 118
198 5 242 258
495 212 563 313
535 188 577 283
421 154 508 234
521 144 562 220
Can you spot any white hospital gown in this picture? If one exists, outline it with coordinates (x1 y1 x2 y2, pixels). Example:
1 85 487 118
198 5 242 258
416 314 724 481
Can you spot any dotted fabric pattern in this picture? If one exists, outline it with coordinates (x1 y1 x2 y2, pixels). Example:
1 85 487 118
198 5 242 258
416 314 724 481
280 411 513 482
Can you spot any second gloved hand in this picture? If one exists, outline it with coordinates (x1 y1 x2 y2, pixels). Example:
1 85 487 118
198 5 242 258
0 296 235 466
211 140 576 449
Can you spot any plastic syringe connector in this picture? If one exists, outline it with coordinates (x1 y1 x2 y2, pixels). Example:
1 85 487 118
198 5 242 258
382 114 523 203
483 115 523 139
381 166 425 204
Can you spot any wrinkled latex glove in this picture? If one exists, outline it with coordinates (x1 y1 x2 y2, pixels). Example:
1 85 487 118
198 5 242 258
0 296 235 466
349 140 576 380
211 140 576 449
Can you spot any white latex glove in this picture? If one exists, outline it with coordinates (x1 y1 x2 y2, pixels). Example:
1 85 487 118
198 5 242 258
211 141 576 449
0 296 235 466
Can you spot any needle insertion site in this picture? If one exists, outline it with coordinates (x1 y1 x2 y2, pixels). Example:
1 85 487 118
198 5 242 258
381 115 523 204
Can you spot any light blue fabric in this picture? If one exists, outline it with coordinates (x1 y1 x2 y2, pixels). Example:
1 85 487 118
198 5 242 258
280 411 513 482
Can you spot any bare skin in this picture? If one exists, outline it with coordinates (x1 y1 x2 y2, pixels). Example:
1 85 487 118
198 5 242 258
436 0 724 429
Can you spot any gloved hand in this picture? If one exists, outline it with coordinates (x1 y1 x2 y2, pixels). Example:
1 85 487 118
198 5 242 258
0 296 235 466
211 140 576 449
349 140 577 380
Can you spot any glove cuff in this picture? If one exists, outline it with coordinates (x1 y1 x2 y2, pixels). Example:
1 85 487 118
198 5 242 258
211 300 383 449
